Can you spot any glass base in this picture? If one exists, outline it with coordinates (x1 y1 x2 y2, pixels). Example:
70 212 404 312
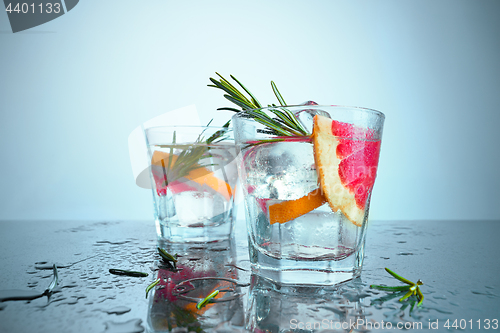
156 217 234 245
249 241 364 286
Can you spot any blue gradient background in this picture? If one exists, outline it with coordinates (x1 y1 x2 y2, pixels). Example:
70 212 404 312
0 0 499 221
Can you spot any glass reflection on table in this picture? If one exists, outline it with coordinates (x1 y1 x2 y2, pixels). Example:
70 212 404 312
246 275 369 333
147 239 246 332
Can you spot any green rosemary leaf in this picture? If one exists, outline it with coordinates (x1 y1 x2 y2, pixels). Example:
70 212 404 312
216 107 241 112
399 289 414 302
158 247 178 263
385 268 414 285
216 73 249 98
224 94 254 110
146 278 161 299
283 109 308 134
271 81 287 106
207 127 229 144
272 109 296 128
215 73 255 107
417 288 424 307
269 110 305 136
196 290 219 310
210 136 228 144
109 269 149 277
246 111 290 136
230 75 262 108
209 77 243 100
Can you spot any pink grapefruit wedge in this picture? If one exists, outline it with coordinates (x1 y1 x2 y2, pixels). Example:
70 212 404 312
312 114 381 226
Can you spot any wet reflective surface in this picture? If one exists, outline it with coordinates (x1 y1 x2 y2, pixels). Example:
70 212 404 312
0 220 499 332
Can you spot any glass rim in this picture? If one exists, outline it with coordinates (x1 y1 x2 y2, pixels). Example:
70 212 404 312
234 104 385 119
145 125 233 132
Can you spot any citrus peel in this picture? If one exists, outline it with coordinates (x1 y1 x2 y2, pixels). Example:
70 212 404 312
151 151 233 201
269 189 327 224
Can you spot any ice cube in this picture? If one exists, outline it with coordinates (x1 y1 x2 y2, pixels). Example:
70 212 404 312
243 141 318 200
294 101 331 133
174 191 226 225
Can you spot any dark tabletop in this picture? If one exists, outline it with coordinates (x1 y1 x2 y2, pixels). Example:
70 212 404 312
0 219 499 333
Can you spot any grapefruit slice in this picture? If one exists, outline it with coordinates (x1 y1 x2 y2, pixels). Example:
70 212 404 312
312 114 381 226
151 151 233 201
269 189 327 224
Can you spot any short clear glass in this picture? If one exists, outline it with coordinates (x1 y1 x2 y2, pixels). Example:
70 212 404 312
233 105 385 285
145 126 238 245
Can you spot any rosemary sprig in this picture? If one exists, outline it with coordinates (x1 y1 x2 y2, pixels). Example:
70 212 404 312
157 121 230 187
158 247 178 263
370 268 424 307
145 278 161 299
109 269 149 278
43 264 59 296
208 73 309 137
196 289 219 309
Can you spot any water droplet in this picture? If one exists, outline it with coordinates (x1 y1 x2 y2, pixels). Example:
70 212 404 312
471 290 497 297
62 284 79 289
397 252 414 256
95 240 132 245
432 295 447 300
100 306 131 315
101 319 144 333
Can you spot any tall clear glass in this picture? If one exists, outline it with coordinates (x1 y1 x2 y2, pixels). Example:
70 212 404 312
233 105 385 285
145 126 238 245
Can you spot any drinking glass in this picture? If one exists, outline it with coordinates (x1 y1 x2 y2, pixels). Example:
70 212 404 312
233 105 385 285
145 126 238 245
